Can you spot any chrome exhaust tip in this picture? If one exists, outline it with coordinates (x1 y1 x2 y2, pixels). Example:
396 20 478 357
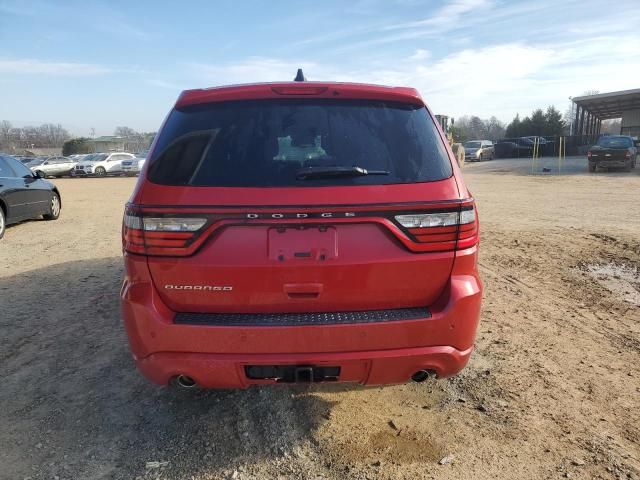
175 375 198 389
411 370 434 383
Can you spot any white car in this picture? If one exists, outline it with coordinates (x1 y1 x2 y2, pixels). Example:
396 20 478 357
74 152 135 177
121 156 146 176
30 156 77 178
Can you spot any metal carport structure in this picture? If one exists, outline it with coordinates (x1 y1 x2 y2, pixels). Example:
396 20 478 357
572 88 640 137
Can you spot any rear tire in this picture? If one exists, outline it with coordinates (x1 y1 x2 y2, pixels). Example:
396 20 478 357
588 163 596 173
623 161 631 172
43 192 61 220
0 207 5 239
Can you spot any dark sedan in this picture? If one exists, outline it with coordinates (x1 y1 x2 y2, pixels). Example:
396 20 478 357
0 154 61 239
588 135 638 172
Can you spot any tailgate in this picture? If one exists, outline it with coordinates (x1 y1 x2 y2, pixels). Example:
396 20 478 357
590 148 628 161
147 222 454 314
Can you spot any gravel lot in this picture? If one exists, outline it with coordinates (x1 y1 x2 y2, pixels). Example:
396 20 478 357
1 161 639 480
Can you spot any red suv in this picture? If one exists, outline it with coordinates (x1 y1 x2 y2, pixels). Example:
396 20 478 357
121 75 482 389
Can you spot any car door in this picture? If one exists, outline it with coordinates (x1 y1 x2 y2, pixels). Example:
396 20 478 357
5 157 52 218
0 156 32 220
46 159 62 175
37 160 52 175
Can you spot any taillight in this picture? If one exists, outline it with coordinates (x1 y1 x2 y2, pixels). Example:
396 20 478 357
395 203 478 252
587 151 592 158
122 210 208 256
625 151 631 159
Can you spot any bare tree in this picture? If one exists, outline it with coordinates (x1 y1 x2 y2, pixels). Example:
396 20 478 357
0 120 70 151
114 126 137 137
456 115 505 142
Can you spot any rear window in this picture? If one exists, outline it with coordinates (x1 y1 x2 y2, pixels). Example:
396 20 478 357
596 136 632 148
148 99 452 187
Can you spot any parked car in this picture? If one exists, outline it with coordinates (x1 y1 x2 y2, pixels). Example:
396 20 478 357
30 156 77 178
74 152 135 177
121 75 483 389
588 135 638 172
463 140 494 161
494 137 535 158
0 155 61 239
121 155 146 176
524 136 553 156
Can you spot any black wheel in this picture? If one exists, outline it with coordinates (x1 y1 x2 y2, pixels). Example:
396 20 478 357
479 153 484 161
94 167 106 177
623 160 631 172
36 170 46 178
43 192 61 220
0 207 5 239
588 163 596 173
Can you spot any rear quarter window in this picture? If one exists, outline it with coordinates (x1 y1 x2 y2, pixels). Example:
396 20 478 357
148 99 452 187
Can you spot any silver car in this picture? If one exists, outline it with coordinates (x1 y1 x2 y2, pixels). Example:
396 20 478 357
464 140 495 162
29 156 77 178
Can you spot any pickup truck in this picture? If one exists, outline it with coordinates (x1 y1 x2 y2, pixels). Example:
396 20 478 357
588 135 638 172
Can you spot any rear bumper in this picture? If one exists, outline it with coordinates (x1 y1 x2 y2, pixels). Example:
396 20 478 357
120 247 482 388
591 160 628 168
137 346 473 388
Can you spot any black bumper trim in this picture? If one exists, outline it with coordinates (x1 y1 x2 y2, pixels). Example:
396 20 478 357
174 307 431 327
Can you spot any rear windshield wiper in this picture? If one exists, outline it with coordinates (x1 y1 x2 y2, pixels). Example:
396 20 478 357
295 166 390 180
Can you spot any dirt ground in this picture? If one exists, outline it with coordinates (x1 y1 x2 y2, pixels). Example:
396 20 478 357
1 162 639 480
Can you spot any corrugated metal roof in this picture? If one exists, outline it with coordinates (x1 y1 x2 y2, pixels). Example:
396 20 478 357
573 88 640 119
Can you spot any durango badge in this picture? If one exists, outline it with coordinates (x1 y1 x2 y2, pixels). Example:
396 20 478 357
164 285 233 291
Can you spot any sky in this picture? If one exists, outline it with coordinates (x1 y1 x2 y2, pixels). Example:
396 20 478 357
1 0 640 136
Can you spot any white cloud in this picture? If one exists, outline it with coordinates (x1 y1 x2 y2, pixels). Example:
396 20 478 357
188 33 640 123
189 58 330 85
393 0 492 29
409 49 431 61
0 58 111 75
147 79 183 90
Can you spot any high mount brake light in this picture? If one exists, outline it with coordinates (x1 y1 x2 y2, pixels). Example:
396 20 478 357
122 211 207 256
271 86 328 95
395 205 478 252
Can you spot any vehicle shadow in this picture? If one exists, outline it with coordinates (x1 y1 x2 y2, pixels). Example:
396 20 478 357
0 258 343 479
